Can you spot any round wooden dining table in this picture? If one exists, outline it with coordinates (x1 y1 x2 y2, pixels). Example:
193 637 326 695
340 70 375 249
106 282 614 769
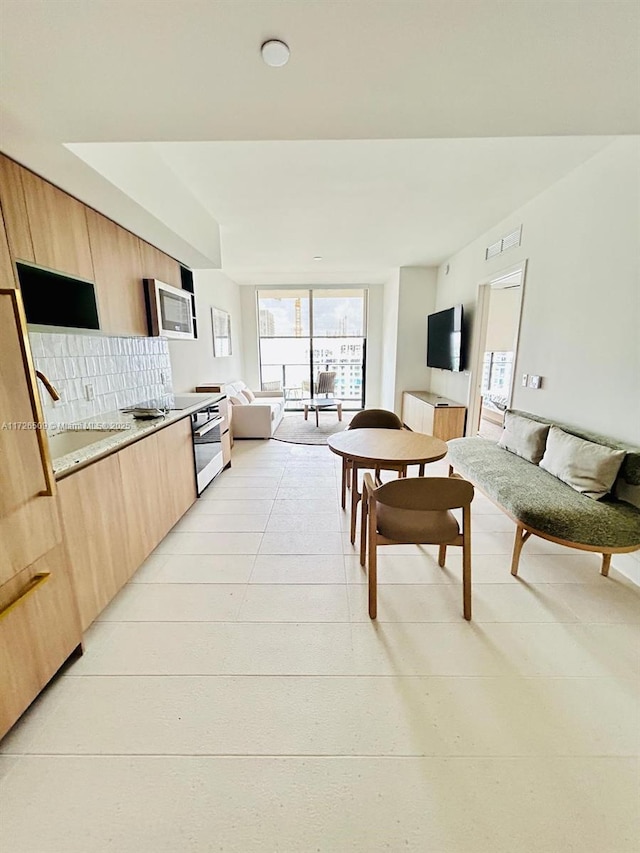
327 428 449 545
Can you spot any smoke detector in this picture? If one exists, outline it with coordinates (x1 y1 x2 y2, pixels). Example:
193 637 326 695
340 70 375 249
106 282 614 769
261 40 290 67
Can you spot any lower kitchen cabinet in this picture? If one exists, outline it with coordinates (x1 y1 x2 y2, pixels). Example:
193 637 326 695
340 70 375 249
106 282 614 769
57 453 131 631
57 418 197 630
155 417 197 528
0 542 83 738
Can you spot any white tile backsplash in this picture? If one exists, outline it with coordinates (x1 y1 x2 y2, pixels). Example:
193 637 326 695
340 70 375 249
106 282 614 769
30 332 173 433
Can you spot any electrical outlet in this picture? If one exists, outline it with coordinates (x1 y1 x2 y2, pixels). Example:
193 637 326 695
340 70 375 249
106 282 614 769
84 383 95 401
521 373 528 387
528 375 542 389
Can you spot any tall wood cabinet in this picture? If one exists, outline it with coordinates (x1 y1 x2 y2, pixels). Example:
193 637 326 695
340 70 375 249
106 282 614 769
0 287 82 738
402 391 466 441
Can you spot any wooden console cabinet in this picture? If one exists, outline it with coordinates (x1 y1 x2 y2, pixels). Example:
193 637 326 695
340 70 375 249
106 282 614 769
402 391 466 441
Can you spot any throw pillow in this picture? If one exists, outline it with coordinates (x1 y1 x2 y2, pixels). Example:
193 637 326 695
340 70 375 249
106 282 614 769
498 411 550 464
539 426 626 500
242 388 256 403
229 394 248 406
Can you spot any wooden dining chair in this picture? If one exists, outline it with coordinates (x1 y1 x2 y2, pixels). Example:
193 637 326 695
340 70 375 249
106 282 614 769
342 409 407 545
360 473 474 620
341 408 405 510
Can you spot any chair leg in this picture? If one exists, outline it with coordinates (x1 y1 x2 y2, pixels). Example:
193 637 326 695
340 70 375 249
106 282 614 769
438 544 447 567
341 457 348 510
360 489 368 567
511 526 532 576
368 523 377 620
418 464 425 477
462 548 471 622
350 470 361 545
601 553 612 577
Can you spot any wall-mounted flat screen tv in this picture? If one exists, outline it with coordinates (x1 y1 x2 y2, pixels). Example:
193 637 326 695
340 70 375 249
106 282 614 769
17 262 100 330
426 305 464 371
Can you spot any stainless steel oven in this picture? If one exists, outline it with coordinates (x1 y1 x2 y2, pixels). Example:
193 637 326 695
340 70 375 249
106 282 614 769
191 404 224 494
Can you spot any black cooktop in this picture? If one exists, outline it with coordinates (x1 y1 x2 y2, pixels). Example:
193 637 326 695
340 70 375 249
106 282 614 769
122 393 220 412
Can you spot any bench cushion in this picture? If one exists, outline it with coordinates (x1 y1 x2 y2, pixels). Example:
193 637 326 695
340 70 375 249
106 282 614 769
447 437 640 549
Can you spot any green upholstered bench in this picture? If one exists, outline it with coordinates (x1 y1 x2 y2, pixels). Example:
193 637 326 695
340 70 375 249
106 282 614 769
447 411 640 577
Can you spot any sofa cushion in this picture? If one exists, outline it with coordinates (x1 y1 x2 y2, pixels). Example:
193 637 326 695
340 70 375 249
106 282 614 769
540 426 626 500
498 411 550 464
229 394 248 406
242 388 256 402
447 437 640 549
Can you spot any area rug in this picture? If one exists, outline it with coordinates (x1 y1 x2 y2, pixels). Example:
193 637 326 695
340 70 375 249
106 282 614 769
272 411 355 445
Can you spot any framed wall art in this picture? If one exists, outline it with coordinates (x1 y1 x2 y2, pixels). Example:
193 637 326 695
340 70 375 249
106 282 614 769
211 307 232 357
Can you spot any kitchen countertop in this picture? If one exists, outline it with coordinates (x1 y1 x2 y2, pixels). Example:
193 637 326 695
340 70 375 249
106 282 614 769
50 392 225 479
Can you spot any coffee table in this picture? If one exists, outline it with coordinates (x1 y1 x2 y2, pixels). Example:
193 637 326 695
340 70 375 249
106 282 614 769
303 397 343 427
327 428 448 545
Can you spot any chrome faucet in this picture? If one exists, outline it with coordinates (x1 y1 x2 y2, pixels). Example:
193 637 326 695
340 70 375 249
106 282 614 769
35 370 61 402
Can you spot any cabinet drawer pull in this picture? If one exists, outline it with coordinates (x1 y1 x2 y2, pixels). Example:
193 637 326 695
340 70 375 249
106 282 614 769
0 573 51 621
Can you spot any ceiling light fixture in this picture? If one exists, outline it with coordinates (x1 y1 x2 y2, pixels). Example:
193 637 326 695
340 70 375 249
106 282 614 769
261 39 290 67
313 256 323 261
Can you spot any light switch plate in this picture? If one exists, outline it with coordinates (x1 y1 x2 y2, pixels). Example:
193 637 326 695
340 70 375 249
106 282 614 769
521 373 528 387
528 375 542 389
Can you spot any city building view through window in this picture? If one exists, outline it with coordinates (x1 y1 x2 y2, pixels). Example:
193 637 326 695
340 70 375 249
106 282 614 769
257 289 367 409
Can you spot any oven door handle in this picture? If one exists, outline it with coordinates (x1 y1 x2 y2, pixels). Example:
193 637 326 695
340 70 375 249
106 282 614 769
194 415 224 438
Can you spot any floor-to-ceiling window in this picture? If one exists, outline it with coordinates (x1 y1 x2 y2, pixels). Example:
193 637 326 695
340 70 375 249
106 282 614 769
257 288 367 410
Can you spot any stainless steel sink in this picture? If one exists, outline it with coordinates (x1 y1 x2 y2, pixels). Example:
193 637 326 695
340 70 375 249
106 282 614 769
48 429 123 457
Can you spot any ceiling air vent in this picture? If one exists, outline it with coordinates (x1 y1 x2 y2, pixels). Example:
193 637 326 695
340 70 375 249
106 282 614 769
501 226 522 251
485 240 502 260
485 225 522 260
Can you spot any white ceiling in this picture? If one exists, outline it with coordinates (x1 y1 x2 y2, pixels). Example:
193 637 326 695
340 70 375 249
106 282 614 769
1 0 638 279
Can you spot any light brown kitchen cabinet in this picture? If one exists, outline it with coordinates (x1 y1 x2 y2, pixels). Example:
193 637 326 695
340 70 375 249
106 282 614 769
139 239 181 288
0 287 60 588
86 208 148 335
0 542 83 738
0 154 35 264
155 417 197 529
0 286 81 739
57 453 132 631
0 205 18 288
20 166 94 281
59 419 196 630
118 430 167 568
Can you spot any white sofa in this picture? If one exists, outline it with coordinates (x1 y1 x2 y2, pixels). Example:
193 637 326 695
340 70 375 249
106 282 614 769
225 380 285 439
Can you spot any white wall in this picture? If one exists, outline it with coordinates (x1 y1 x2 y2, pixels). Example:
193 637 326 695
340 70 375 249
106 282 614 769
239 284 384 405
394 267 438 413
169 270 245 392
380 271 400 410
430 137 640 445
380 267 438 414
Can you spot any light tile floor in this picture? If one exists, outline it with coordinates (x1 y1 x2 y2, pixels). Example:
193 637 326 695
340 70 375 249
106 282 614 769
2 439 639 852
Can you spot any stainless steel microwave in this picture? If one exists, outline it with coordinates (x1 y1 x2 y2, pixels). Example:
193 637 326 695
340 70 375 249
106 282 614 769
144 278 195 339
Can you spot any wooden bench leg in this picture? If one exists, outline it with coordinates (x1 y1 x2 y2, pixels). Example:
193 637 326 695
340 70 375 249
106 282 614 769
601 553 612 577
438 544 447 567
511 525 532 576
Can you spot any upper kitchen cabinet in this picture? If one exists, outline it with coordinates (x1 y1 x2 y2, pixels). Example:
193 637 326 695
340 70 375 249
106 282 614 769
86 209 147 336
0 155 35 265
139 239 181 289
19 167 94 281
0 205 18 288
0 287 61 587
